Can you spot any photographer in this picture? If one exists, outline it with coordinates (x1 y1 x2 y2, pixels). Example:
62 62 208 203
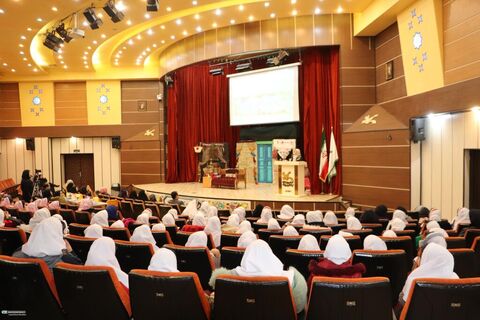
21 170 34 202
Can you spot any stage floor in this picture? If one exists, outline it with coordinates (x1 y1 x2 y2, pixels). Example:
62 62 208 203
135 182 340 203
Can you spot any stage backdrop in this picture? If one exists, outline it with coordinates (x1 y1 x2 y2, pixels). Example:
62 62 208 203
166 46 341 194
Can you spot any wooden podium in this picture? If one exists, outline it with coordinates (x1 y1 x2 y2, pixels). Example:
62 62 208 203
273 161 307 196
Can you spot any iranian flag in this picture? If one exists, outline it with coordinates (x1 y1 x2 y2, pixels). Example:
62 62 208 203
319 127 329 182
327 129 339 182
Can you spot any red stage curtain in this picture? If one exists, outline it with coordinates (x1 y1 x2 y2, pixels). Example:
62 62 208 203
300 47 341 195
166 63 238 183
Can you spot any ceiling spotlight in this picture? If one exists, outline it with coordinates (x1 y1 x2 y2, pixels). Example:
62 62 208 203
83 7 103 29
103 0 124 23
267 49 289 66
56 23 73 42
43 32 63 52
235 61 252 72
209 67 224 76
146 0 159 12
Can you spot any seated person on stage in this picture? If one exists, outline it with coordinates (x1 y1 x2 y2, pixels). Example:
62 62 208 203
182 213 206 232
168 191 184 206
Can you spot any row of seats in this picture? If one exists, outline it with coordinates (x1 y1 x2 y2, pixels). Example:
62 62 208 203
1 254 479 320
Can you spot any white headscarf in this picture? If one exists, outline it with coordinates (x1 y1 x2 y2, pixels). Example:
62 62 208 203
426 220 440 231
185 231 208 247
428 228 449 239
323 211 338 225
392 210 408 223
382 230 397 237
162 213 176 226
90 210 109 227
131 224 159 251
306 211 323 223
152 223 166 231
258 207 273 223
429 209 441 222
21 217 66 257
292 214 305 225
363 235 387 250
324 234 351 265
136 213 150 225
283 225 299 236
86 237 129 288
204 216 221 247
267 218 281 230
298 234 320 251
387 218 406 231
199 201 210 216
278 205 295 220
401 243 458 302
345 207 356 219
28 208 51 231
233 207 246 222
234 239 294 284
182 200 198 219
236 220 252 234
347 217 362 230
167 208 178 219
238 231 257 248
141 208 153 217
420 231 447 248
0 209 4 227
148 248 178 272
226 214 240 227
207 206 218 218
452 208 470 231
84 224 103 238
192 213 206 227
110 220 124 229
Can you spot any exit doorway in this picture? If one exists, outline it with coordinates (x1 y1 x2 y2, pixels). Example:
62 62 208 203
63 154 95 189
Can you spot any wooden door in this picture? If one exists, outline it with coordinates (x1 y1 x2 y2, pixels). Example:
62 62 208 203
469 150 480 209
64 154 95 189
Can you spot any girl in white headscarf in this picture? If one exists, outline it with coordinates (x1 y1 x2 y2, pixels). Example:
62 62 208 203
257 207 273 224
162 213 176 226
199 201 210 215
278 205 295 220
363 235 387 250
236 220 252 234
283 225 299 236
451 208 470 232
204 216 222 247
148 248 179 272
392 210 408 223
323 211 338 225
207 206 218 218
110 220 125 229
426 220 440 232
400 243 458 303
291 214 305 226
136 213 150 225
90 210 109 227
20 207 51 232
181 199 198 219
185 231 208 247
347 217 362 230
382 230 397 237
345 207 356 219
14 217 82 269
152 223 166 231
429 209 441 222
267 218 281 230
209 239 308 313
298 235 321 251
237 231 257 247
233 207 246 222
131 224 159 251
167 208 179 220
84 224 103 238
222 214 240 233
192 213 206 227
306 211 323 224
386 218 406 231
85 237 129 289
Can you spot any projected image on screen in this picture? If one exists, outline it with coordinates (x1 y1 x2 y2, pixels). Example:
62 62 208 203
228 63 300 126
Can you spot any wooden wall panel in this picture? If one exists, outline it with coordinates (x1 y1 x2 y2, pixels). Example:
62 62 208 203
0 83 21 127
343 185 410 209
54 82 87 126
0 138 39 183
342 146 410 167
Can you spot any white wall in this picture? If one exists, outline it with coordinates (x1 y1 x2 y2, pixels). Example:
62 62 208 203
411 110 480 219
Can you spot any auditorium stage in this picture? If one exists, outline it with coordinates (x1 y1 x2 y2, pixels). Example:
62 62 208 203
134 182 343 211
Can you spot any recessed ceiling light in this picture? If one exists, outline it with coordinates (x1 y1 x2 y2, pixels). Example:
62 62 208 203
128 39 134 45
152 43 157 48
0 8 5 14
292 9 297 16
22 57 27 61
58 55 63 59
270 13 276 18
170 35 175 40
85 65 89 69
84 51 89 55
51 6 58 12
83 21 89 27
63 65 68 69
215 9 221 16
92 40 98 44
264 2 270 7
60 60 64 64
27 63 32 67
101 34 106 39
87 46 92 50
19 44 24 48
82 56 87 60
97 13 103 18
19 51 24 55
249 15 254 21
57 49 63 54
337 6 344 13
314 8 321 15
192 1 198 5
27 27 32 31
194 14 200 20
212 22 217 28
33 68 38 72
20 35 26 40
239 5 244 11
136 34 142 40
144 13 150 19
176 19 182 25
126 19 132 25
11 68 16 72
2 63 7 66
146 47 151 52
166 7 172 12
291 0 297 4
160 25 165 29
122 46 127 50
147 29 153 35
36 17 43 22
230 19 235 24
83 60 87 64
115 1 126 12
196 26 202 32
182 30 188 36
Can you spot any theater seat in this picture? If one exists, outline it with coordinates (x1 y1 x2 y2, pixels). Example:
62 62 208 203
164 244 214 290
361 224 384 236
257 228 283 242
58 209 76 225
268 235 303 264
220 233 242 248
129 270 210 320
53 263 131 320
68 223 89 236
446 237 467 249
0 255 65 320
115 240 154 273
252 222 267 233
449 249 478 278
298 228 332 241
381 236 415 269
220 246 245 269
0 227 27 256
65 235 95 263
151 230 173 247
120 201 134 219
328 224 347 235
320 235 362 251
340 229 373 241
213 275 297 320
102 226 131 241
306 277 392 320
352 250 408 305
175 218 187 229
285 249 324 280
465 229 480 248
17 210 33 224
400 278 480 320
74 211 91 225
165 225 178 243
174 231 216 249
394 230 417 250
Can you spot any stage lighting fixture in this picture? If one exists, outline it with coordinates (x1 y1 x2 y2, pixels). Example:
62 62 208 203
43 32 63 52
235 61 252 72
146 0 160 11
56 23 72 43
209 67 224 76
103 0 124 23
83 7 103 29
165 74 174 86
266 50 289 66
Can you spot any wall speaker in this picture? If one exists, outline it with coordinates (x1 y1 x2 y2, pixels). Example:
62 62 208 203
411 118 426 143
112 136 121 149
26 138 35 151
